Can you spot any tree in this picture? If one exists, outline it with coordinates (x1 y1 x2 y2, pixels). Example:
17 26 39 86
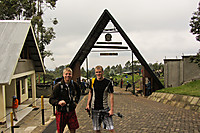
0 0 58 61
149 62 164 77
104 66 111 78
116 64 122 75
123 61 131 72
31 0 58 61
81 67 87 77
130 60 141 72
111 66 116 72
54 65 65 78
109 69 115 77
0 0 34 20
190 54 200 67
88 68 95 78
190 2 200 42
190 2 200 66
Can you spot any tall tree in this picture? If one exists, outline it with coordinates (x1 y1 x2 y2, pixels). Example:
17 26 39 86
130 60 141 72
104 66 111 78
116 64 122 75
31 0 58 61
190 2 200 66
109 69 115 77
111 66 116 72
123 61 131 72
0 0 58 83
81 67 87 77
88 68 95 78
190 2 200 42
0 0 58 61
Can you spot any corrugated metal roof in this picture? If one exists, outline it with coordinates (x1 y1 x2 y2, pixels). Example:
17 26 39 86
0 20 45 85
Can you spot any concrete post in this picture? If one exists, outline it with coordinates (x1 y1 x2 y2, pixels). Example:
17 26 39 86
0 85 6 124
31 72 36 107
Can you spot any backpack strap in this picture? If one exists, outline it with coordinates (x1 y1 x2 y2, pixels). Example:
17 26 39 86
91 78 96 89
59 81 64 92
105 81 111 92
59 81 74 102
71 80 75 89
70 80 76 102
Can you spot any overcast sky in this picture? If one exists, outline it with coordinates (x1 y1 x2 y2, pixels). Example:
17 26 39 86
44 0 200 70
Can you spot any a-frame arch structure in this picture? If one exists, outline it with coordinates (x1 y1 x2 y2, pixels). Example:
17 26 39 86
69 9 164 92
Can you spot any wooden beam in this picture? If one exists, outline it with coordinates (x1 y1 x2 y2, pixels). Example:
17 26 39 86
100 53 118 56
96 42 122 45
93 45 128 49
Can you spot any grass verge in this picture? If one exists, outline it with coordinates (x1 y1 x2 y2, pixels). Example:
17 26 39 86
156 80 200 97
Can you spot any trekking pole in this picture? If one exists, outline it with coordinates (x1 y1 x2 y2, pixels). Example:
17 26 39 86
41 95 45 125
102 111 123 118
10 112 14 133
113 112 123 118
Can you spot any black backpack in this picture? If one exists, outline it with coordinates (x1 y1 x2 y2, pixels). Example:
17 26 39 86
53 77 63 87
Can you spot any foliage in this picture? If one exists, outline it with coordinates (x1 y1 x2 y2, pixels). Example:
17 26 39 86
104 66 111 78
190 2 200 42
149 62 164 77
81 67 87 77
123 60 142 73
159 78 164 86
123 61 131 72
149 62 164 71
190 54 200 67
0 0 58 61
0 0 36 19
40 65 67 83
44 71 55 83
31 0 58 60
109 69 115 77
122 74 141 86
88 68 95 78
156 80 200 97
115 64 122 75
189 2 200 67
45 60 164 85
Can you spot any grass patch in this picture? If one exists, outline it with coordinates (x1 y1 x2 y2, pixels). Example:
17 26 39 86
156 80 200 97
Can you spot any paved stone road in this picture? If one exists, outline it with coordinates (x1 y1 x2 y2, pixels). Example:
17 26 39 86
2 87 199 133
73 87 200 133
1 98 53 133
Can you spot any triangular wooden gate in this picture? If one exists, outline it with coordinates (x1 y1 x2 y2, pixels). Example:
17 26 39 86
69 9 164 91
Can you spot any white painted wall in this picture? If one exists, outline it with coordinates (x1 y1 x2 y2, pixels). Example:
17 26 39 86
5 80 15 107
0 85 6 123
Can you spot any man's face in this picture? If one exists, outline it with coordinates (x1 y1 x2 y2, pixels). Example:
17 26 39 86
95 68 104 80
63 70 72 83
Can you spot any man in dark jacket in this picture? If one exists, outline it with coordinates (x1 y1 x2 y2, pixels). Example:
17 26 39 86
49 67 81 133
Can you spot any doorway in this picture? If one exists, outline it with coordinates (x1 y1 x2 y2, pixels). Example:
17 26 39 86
16 79 21 104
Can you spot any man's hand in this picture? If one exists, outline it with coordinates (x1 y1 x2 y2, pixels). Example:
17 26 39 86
85 105 90 111
109 110 114 116
85 105 91 117
58 100 66 106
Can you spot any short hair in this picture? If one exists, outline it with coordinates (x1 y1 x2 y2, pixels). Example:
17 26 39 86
63 67 73 74
95 65 103 71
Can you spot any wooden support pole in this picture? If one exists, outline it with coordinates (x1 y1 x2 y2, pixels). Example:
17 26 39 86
10 112 14 133
41 95 45 125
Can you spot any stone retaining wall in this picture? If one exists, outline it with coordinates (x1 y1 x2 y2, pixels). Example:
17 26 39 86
148 92 200 112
